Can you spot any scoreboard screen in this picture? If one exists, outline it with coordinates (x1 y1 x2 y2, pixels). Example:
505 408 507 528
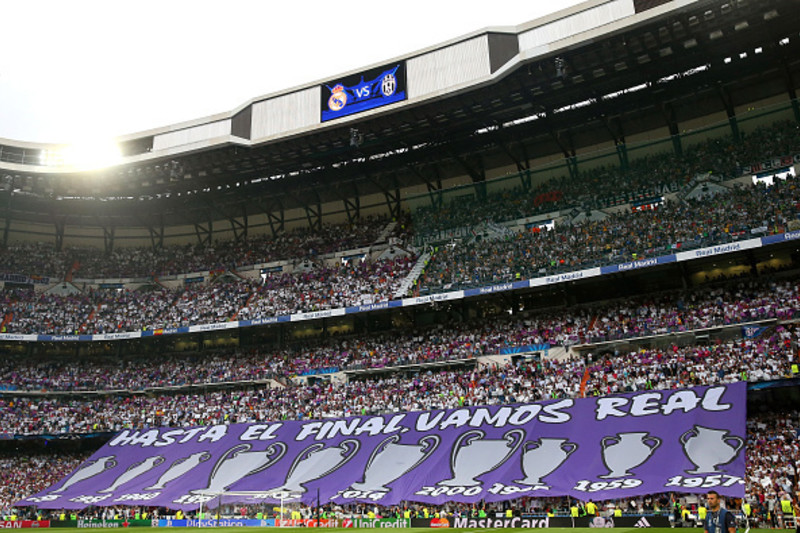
321 62 407 122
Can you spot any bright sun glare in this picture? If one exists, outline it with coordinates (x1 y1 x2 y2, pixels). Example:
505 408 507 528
40 139 122 170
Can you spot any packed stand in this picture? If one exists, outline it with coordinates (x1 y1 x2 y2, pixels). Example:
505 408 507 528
237 256 415 318
1 255 415 335
1 122 798 287
1 276 797 390
413 120 800 238
419 174 800 291
0 406 796 516
0 216 395 280
1 321 797 434
745 410 800 526
0 452 89 516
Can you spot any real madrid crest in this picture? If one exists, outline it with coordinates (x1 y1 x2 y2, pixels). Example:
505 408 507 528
328 84 347 112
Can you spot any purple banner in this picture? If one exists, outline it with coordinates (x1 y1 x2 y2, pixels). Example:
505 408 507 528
18 383 745 510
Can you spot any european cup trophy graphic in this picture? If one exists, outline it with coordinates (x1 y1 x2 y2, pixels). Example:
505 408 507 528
599 432 661 479
98 455 165 493
437 429 524 487
51 456 117 494
192 443 287 495
145 451 211 491
269 439 360 498
681 425 743 474
515 438 577 488
350 434 440 493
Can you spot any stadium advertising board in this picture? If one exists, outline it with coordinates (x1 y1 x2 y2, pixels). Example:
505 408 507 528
738 153 800 176
18 383 745 511
47 520 151 528
321 62 407 122
351 518 410 528
0 273 49 285
156 518 275 527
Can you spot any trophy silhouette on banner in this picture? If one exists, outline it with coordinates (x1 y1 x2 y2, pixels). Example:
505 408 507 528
438 429 524 487
193 443 287 495
269 439 360 498
98 455 165 493
599 432 661 478
350 434 440 493
515 438 577 488
51 456 117 494
681 425 744 474
145 451 211 491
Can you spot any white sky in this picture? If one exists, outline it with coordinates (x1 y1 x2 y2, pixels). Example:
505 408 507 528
0 0 586 144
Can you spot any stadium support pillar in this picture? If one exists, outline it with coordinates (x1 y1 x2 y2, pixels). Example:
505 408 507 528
717 85 740 143
305 203 322 232
671 135 683 158
678 262 690 290
384 189 402 220
565 156 578 181
194 220 213 247
344 196 361 224
615 142 629 171
2 188 10 246
54 220 65 252
781 60 800 124
103 226 115 255
1 214 9 247
228 206 248 243
425 177 444 210
266 207 285 237
550 125 578 180
661 102 682 157
473 180 487 202
518 169 532 191
148 222 164 251
746 250 759 277
605 116 628 171
451 151 486 200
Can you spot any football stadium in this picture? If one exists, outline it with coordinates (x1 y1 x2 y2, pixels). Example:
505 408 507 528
2 0 800 530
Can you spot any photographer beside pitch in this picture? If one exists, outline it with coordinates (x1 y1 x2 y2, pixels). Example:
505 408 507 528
704 491 736 533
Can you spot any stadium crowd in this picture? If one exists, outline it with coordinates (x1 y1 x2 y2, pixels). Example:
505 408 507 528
0 255 414 334
1 317 796 434
0 452 88 518
413 120 800 237
419 174 800 291
2 158 798 334
0 216 396 280
0 276 796 391
0 122 798 335
1 120 800 519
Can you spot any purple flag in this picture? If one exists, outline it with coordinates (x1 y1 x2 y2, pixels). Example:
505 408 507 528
18 383 746 510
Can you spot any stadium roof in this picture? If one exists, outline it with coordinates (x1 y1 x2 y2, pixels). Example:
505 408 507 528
1 0 798 244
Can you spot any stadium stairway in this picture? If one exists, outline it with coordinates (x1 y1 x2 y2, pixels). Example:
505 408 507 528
231 291 257 321
79 305 101 333
393 250 431 299
374 221 397 244
545 345 571 361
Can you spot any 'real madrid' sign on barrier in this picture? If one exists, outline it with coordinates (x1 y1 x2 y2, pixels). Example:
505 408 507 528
18 383 745 511
321 62 407 122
